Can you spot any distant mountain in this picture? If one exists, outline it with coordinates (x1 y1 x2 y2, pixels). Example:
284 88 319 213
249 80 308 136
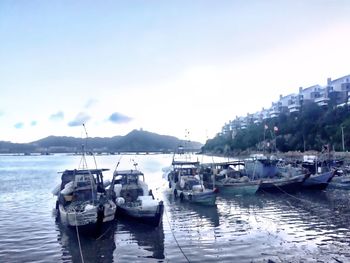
0 129 202 153
115 129 200 152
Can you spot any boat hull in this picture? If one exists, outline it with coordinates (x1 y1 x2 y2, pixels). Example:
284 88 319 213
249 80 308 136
176 189 217 206
116 202 164 227
258 175 306 193
217 181 260 195
58 200 116 230
302 171 335 190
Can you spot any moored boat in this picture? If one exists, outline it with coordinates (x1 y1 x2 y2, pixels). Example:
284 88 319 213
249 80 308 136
110 167 164 226
168 160 217 206
54 168 117 232
244 154 280 179
258 173 308 193
201 161 260 195
216 179 261 195
302 170 335 190
53 126 117 233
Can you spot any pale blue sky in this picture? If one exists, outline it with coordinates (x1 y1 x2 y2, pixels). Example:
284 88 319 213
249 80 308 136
1 1 350 143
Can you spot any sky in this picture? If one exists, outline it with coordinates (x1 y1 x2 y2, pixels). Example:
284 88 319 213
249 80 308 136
1 0 350 144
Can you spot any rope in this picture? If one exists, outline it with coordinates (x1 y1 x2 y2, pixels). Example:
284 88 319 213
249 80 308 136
269 183 314 205
163 205 190 263
74 213 85 263
96 225 113 241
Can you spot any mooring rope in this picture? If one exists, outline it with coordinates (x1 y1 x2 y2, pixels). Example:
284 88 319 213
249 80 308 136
74 212 85 263
163 205 190 263
270 183 314 205
96 225 113 241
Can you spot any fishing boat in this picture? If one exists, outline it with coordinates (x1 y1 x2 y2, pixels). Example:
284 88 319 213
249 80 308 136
110 165 164 226
244 154 280 179
53 125 117 232
299 154 339 190
302 170 335 190
168 160 217 205
215 179 261 195
258 173 308 193
244 157 308 194
54 168 116 231
201 161 261 195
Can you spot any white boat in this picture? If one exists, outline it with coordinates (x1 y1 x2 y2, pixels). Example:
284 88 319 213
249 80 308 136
168 160 217 206
110 168 164 226
201 161 260 195
53 126 116 232
55 168 117 231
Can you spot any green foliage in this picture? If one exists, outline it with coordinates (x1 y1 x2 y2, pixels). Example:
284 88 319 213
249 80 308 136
203 103 350 153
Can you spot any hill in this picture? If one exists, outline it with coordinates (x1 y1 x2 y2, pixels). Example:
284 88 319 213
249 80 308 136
0 129 202 153
202 102 350 155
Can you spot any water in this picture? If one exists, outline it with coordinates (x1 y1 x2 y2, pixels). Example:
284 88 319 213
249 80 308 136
0 154 350 262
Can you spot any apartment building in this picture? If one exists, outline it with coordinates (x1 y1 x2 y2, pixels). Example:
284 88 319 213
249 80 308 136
221 74 350 135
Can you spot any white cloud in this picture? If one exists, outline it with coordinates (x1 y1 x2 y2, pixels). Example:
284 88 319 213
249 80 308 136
49 111 64 121
68 112 91 127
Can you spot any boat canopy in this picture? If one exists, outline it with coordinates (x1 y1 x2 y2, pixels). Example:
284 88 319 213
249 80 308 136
60 168 109 175
114 170 144 176
60 168 108 190
202 161 245 168
172 160 200 166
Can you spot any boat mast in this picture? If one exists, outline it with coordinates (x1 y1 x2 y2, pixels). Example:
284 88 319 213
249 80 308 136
83 123 98 169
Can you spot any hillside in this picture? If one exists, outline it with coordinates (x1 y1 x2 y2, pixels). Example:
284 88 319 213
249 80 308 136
0 129 202 153
202 102 350 155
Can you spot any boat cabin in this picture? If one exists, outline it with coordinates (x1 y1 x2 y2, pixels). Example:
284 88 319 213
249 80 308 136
170 161 200 182
59 169 109 204
112 170 147 203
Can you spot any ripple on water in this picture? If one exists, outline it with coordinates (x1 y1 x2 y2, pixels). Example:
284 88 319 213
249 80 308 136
1 155 350 262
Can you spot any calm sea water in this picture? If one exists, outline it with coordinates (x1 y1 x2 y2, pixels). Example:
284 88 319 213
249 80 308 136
0 154 350 263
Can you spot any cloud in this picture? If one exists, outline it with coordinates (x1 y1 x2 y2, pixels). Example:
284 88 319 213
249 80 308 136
31 121 37 126
108 112 132 124
14 122 24 129
85 99 98 109
68 112 91 127
50 111 64 121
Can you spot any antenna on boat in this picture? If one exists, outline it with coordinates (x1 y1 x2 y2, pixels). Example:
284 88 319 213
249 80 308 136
131 159 138 170
110 155 123 196
185 129 190 161
113 155 123 173
79 144 88 169
82 123 98 169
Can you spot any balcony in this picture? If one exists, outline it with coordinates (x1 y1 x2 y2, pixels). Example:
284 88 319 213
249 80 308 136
314 97 330 107
269 109 280 118
254 119 262 124
288 104 300 113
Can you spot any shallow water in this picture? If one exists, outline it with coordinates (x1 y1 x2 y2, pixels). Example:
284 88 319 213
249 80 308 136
0 154 349 262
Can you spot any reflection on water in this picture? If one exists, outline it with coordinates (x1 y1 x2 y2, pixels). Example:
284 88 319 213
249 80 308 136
115 219 165 261
1 155 350 262
165 193 220 227
56 221 116 263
